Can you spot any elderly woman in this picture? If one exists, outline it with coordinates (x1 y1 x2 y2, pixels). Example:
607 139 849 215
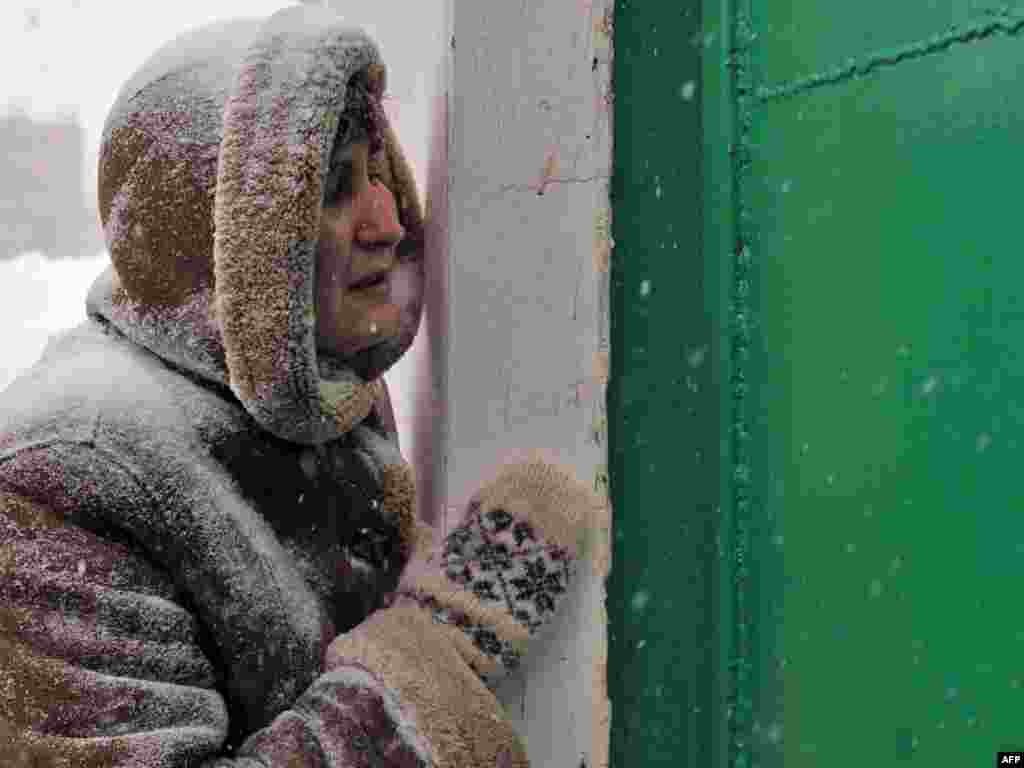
0 5 596 766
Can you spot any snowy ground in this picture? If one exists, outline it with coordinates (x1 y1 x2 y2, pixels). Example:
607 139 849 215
0 250 108 393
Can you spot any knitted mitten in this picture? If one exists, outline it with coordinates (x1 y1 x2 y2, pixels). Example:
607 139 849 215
322 456 599 768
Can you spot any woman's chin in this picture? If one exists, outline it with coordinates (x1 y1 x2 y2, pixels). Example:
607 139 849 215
316 300 420 381
345 341 394 381
316 340 387 381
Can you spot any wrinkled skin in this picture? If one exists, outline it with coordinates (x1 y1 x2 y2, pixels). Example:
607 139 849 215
316 139 410 363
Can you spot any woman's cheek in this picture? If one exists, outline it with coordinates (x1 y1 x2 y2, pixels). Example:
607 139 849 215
389 259 424 320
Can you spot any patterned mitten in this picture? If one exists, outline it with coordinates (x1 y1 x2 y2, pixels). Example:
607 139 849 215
323 456 599 767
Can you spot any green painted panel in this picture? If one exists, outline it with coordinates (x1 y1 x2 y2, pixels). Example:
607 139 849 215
607 1 725 766
612 0 1024 766
754 0 1024 87
740 5 1024 768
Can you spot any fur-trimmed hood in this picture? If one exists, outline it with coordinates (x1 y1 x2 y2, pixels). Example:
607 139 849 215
87 4 425 445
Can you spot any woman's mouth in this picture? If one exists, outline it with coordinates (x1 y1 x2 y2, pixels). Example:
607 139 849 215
348 269 391 297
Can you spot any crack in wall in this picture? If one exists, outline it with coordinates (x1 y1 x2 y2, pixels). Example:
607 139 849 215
757 8 1024 103
499 173 612 196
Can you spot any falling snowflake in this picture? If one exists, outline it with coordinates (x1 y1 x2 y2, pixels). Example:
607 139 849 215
631 590 650 612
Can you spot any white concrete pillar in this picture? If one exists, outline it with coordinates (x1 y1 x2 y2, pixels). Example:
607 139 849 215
420 1 614 764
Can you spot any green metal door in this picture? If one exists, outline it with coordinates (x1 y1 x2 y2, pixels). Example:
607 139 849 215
609 2 1024 766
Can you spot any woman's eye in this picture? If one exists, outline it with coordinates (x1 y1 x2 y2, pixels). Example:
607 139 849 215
324 161 353 203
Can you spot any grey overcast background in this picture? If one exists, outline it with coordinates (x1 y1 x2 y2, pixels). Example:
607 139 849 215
1 0 444 453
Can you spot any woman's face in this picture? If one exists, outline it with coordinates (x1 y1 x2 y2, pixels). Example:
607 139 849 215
315 139 409 367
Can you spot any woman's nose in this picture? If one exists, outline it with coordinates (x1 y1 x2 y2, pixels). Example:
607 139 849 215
353 180 405 248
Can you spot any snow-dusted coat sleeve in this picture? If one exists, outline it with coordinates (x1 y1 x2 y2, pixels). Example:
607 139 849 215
0 491 228 766
1 486 433 768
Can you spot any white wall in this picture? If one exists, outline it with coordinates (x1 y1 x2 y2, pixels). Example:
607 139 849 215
429 1 615 764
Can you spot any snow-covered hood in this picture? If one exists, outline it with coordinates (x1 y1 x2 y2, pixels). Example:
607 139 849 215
87 5 425 445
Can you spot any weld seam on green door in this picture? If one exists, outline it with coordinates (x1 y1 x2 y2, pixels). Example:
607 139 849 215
726 2 756 767
757 10 1024 103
